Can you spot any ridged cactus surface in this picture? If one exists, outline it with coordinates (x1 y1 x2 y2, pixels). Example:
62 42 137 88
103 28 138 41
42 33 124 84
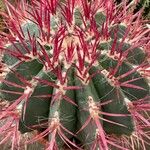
0 0 150 149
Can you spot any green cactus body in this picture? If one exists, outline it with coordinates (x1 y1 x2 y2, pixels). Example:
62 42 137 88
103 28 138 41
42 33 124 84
0 0 149 149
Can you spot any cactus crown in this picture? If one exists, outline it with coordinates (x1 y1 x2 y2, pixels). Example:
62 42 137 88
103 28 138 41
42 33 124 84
0 0 150 149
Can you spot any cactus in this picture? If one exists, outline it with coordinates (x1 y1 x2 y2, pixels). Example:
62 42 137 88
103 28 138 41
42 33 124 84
0 0 150 149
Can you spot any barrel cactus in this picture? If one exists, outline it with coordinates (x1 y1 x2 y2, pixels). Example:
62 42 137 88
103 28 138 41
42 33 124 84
0 0 149 149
